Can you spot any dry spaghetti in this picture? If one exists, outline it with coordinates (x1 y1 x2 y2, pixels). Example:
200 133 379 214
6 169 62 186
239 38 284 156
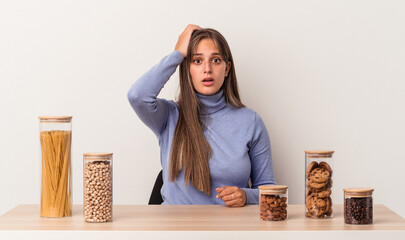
40 130 72 217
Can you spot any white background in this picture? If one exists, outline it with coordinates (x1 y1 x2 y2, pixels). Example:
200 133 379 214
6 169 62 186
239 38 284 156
1 0 404 218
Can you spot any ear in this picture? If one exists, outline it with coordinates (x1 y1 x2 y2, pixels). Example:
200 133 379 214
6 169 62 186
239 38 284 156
225 62 231 77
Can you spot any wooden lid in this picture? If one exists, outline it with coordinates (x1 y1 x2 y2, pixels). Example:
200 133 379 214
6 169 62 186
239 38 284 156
344 187 374 197
305 150 334 154
305 150 334 158
39 116 72 123
259 185 288 193
83 152 113 160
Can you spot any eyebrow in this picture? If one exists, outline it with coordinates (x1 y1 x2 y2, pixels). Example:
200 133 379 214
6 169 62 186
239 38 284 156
192 53 222 57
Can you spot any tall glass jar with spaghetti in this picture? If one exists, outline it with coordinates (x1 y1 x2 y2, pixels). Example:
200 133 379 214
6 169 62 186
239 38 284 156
39 116 72 217
83 153 113 223
305 150 334 218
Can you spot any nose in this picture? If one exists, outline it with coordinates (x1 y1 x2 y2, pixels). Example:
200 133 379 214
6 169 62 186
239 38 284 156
203 60 212 73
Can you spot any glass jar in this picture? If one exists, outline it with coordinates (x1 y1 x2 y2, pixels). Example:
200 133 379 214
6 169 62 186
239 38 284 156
259 185 288 221
83 153 113 223
305 150 334 218
344 188 374 224
39 116 72 217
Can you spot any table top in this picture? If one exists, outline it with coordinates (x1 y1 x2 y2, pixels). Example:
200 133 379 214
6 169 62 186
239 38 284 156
1 204 405 231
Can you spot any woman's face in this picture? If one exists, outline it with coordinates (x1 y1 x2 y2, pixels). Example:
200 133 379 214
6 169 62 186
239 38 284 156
189 38 231 95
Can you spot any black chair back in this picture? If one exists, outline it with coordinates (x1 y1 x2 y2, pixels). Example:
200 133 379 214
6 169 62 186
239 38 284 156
148 170 163 205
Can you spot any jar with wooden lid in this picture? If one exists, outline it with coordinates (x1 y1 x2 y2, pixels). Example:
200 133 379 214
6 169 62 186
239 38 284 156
259 185 288 221
39 116 72 217
344 188 374 224
305 150 334 218
83 153 113 223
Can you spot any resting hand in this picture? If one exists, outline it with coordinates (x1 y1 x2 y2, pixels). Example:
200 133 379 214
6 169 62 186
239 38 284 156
174 24 202 57
216 186 247 207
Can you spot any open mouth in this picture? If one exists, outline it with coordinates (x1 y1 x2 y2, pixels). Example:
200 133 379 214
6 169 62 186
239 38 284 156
202 78 214 86
202 78 214 82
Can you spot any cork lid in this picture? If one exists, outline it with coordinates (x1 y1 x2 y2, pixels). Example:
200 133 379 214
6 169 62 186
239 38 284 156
344 187 374 197
305 150 334 158
83 152 113 161
259 185 288 194
39 116 72 123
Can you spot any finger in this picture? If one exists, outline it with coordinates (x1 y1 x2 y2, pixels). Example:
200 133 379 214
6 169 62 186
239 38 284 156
217 187 237 199
186 25 201 38
221 191 242 202
184 24 199 34
175 25 202 57
224 199 243 208
215 186 229 198
188 24 202 30
216 186 233 198
215 186 228 193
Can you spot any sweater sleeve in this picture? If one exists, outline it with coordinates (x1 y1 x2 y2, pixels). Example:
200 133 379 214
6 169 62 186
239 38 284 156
242 113 276 204
127 50 184 136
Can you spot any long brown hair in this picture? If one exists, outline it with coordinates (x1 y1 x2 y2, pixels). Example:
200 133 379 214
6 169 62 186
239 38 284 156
169 28 245 195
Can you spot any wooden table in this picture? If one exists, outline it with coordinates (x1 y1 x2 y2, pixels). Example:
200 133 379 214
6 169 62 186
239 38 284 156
1 204 405 239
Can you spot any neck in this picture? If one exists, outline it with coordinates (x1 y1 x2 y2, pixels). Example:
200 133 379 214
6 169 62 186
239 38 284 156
195 90 227 115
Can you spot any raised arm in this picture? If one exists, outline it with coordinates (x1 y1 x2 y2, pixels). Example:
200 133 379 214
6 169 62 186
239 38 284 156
127 50 183 136
127 24 202 136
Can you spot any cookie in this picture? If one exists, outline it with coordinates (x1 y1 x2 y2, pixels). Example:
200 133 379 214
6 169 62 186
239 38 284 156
326 206 333 216
306 188 311 197
319 161 333 177
325 196 331 213
308 179 328 189
309 168 330 183
307 188 331 198
307 197 327 217
306 161 318 179
328 178 333 188
306 194 313 208
315 189 331 198
315 198 328 216
306 212 319 218
327 196 332 206
308 185 328 192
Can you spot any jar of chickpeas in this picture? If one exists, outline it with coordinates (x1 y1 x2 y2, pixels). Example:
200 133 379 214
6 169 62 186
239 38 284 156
83 153 113 223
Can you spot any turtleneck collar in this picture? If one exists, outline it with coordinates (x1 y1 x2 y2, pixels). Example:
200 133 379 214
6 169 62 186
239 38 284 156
196 89 227 115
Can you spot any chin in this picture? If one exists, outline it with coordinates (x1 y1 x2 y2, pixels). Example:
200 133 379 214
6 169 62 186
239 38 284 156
197 88 219 95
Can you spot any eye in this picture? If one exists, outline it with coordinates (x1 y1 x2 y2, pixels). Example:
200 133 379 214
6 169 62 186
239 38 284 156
212 58 221 64
193 59 201 64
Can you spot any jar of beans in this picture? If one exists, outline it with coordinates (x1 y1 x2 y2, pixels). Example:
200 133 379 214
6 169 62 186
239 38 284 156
305 150 334 218
344 188 374 224
259 185 288 221
83 153 113 223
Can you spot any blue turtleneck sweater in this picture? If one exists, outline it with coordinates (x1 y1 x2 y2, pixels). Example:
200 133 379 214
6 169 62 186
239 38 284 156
128 50 276 205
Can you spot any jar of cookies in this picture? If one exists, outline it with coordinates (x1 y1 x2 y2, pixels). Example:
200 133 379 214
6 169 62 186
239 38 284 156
259 185 288 221
305 150 334 218
344 188 374 224
39 116 72 218
83 153 113 223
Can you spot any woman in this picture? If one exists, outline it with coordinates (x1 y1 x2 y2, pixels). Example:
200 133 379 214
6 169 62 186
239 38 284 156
128 24 275 207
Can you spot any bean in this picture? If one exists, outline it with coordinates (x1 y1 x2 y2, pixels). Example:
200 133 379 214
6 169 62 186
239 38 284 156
344 197 373 224
84 161 112 223
260 194 287 221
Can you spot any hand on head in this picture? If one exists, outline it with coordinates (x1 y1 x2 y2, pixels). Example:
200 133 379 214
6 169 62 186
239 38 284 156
175 24 202 57
216 186 247 207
